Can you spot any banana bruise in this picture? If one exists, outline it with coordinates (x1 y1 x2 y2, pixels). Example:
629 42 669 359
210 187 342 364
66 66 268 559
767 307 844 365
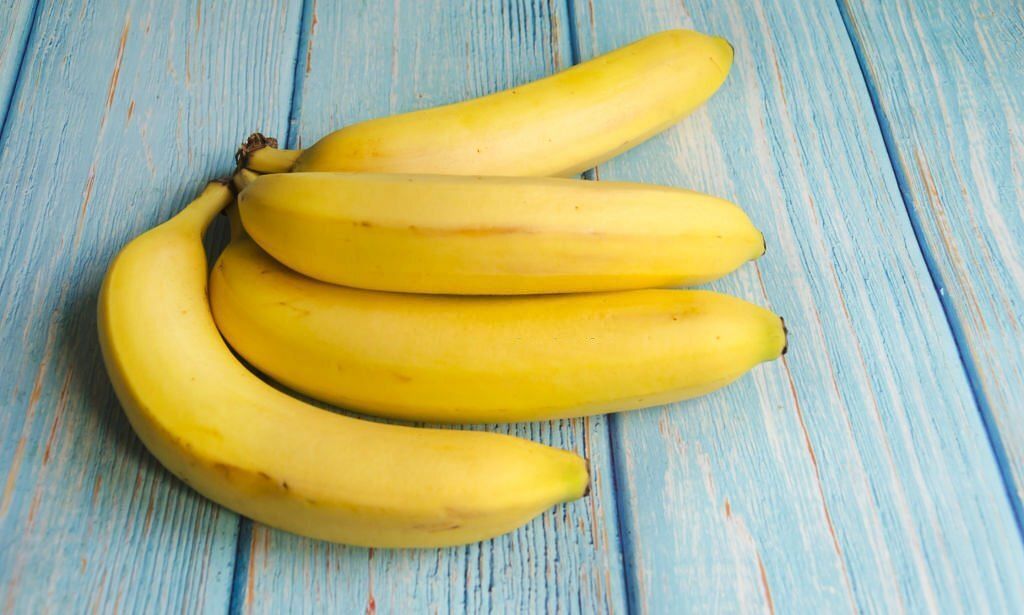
241 30 733 177
236 172 765 295
98 183 588 548
210 234 787 424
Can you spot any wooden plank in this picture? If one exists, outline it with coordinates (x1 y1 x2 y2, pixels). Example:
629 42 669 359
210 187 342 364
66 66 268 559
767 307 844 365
231 1 627 613
839 0 1024 519
0 0 36 125
570 0 1024 612
0 1 302 611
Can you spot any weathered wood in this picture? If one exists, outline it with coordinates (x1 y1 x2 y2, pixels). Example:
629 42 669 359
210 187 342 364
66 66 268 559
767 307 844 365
840 0 1024 520
570 0 1024 612
0 0 36 125
3 0 1023 612
0 1 302 611
229 2 628 613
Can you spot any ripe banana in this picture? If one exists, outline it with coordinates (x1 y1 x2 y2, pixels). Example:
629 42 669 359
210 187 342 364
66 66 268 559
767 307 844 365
98 182 588 548
241 30 733 177
210 232 787 424
236 172 764 295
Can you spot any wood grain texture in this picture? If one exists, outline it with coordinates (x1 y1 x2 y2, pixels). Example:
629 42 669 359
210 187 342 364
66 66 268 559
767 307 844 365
0 0 36 126
839 0 1024 519
0 1 302 611
230 1 627 613
570 0 1024 612
3 1 1023 613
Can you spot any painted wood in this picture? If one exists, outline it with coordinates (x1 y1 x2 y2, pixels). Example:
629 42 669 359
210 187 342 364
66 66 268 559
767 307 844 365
570 0 1024 612
839 0 1024 520
230 2 628 613
0 1 302 611
0 0 36 126
3 1 1023 613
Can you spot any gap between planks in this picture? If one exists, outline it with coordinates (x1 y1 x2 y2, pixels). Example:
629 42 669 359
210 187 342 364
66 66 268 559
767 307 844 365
833 0 1024 541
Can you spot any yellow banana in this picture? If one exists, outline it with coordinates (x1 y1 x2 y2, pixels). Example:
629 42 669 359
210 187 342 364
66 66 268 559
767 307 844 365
98 183 588 548
236 172 764 294
209 233 787 424
241 30 733 176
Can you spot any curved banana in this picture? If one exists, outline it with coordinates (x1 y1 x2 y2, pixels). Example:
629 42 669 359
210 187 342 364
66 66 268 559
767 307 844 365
236 172 764 294
241 30 733 176
98 183 588 548
210 234 787 424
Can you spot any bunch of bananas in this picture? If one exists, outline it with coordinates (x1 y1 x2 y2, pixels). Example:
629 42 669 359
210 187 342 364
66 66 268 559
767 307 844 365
99 30 786 548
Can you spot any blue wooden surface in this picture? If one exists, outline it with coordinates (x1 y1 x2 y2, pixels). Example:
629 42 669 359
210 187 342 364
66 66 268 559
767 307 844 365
0 0 34 121
0 1 299 611
1 0 1022 613
839 0 1024 523
0 1 35 131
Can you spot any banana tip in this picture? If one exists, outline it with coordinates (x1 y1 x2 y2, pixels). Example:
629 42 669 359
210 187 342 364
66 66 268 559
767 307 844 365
780 317 789 356
580 456 592 498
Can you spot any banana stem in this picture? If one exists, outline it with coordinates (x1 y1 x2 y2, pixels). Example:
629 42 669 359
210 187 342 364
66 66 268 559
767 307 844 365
232 168 260 192
174 182 234 233
246 146 302 173
236 132 301 173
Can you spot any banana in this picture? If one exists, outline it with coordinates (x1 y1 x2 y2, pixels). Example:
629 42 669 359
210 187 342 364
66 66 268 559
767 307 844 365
209 232 787 424
240 30 733 176
236 172 764 295
98 182 588 548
